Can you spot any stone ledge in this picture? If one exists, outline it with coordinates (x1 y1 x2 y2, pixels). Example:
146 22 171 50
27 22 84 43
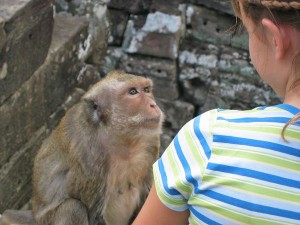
0 15 94 168
191 0 234 15
0 0 54 104
0 16 5 53
0 88 85 213
158 99 195 131
122 10 185 60
107 0 151 14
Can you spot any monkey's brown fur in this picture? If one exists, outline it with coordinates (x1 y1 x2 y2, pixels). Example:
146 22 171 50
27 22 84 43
0 71 164 225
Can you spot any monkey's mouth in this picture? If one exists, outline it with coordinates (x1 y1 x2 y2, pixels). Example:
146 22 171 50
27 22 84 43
143 116 161 126
145 117 160 122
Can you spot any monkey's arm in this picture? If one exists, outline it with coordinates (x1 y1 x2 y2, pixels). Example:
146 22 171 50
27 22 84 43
0 210 37 225
32 145 90 225
32 169 90 225
35 198 89 225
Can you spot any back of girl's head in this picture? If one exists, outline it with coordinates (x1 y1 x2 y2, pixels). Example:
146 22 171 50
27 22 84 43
231 0 300 31
231 0 300 137
231 0 300 81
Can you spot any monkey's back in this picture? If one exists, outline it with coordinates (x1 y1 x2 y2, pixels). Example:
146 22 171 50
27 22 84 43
32 104 108 225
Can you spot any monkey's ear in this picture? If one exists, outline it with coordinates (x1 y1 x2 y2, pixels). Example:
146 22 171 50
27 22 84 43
83 98 97 109
83 98 101 123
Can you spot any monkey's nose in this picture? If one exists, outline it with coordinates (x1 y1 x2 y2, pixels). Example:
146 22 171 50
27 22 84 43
150 102 157 108
148 98 157 107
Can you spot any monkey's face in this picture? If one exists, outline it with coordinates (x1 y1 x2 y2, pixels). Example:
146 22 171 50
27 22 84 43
111 77 163 130
82 73 164 134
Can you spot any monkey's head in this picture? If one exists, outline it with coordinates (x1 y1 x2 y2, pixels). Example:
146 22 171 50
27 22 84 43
82 70 164 136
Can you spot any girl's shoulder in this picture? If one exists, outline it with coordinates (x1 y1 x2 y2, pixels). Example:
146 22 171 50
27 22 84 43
179 104 300 143
213 104 299 122
176 104 300 153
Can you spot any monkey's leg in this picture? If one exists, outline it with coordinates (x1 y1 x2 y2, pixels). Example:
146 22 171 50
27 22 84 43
0 210 37 225
37 199 89 225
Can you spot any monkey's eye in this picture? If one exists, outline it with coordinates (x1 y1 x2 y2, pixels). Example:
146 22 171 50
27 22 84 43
129 88 138 95
144 87 150 93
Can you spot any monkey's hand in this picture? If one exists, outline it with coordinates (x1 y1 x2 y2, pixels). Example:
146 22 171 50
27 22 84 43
0 210 37 225
35 198 89 225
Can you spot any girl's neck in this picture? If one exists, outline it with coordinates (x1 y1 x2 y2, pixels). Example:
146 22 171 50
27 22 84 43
283 83 300 110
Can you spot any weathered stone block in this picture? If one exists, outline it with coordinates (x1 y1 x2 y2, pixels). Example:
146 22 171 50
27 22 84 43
79 3 110 67
179 39 219 69
231 33 249 51
0 17 5 53
118 54 179 100
150 0 186 14
127 32 179 59
209 72 280 109
158 99 195 130
0 126 47 213
151 77 179 101
187 5 234 45
218 46 254 76
0 15 93 167
160 128 175 154
122 10 185 59
0 0 54 104
100 47 124 75
199 93 228 114
108 0 151 14
180 67 212 106
178 39 218 106
190 0 234 15
54 0 110 67
108 9 129 46
0 88 85 213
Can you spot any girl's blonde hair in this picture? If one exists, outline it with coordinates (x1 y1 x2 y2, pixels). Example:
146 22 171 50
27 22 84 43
231 0 300 25
282 114 300 140
231 0 300 139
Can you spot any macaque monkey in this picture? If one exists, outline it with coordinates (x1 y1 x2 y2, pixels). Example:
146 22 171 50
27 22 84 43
0 71 164 225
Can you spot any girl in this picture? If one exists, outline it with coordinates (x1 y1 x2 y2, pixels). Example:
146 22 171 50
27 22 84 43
133 0 300 224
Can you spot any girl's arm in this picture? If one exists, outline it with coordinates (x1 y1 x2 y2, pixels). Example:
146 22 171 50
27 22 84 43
132 185 190 225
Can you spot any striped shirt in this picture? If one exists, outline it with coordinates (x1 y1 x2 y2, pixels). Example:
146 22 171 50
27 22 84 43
153 104 300 225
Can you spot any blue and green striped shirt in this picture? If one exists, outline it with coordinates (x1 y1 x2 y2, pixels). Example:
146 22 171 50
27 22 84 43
153 104 300 224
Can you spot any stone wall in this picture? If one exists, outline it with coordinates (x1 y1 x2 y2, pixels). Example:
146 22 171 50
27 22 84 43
99 0 281 146
55 0 281 145
0 0 103 212
0 0 281 213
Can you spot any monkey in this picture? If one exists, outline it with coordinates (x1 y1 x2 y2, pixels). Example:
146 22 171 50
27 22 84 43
0 70 164 225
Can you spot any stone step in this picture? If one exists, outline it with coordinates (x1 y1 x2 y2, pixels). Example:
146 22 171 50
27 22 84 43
0 88 84 213
108 0 151 14
122 9 185 60
0 14 96 188
191 0 234 15
0 14 97 212
0 0 54 104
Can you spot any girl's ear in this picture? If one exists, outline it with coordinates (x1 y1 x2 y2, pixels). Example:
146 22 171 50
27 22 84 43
262 18 290 60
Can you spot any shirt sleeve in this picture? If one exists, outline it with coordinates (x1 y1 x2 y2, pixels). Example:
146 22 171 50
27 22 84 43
153 109 217 211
